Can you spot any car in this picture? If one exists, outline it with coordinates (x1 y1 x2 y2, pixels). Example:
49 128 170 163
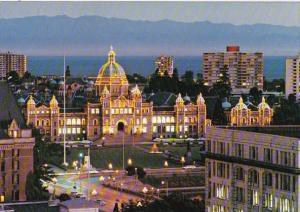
183 165 197 170
95 199 106 206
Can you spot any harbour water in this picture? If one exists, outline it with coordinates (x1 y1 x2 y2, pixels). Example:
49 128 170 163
28 56 286 80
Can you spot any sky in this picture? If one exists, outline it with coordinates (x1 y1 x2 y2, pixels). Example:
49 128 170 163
0 1 299 26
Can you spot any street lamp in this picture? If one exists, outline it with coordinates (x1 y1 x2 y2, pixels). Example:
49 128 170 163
128 158 133 166
142 187 148 200
161 180 169 197
180 156 185 167
108 163 113 170
99 176 105 183
164 160 168 168
91 189 97 197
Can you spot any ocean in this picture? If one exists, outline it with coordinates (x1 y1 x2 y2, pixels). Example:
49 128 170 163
28 56 286 80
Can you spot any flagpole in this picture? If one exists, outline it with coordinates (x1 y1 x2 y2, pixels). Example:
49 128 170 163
63 54 67 166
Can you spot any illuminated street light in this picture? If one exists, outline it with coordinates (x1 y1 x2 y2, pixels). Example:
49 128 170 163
142 187 148 200
127 158 133 166
181 156 185 167
91 189 97 196
108 163 113 170
164 161 168 168
99 176 105 182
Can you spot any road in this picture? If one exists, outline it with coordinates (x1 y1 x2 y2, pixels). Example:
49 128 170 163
48 166 205 211
48 174 141 211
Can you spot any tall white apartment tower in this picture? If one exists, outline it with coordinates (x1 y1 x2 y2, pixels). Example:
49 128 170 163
285 54 300 101
203 46 264 94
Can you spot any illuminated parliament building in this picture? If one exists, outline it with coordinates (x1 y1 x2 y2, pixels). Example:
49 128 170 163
25 47 207 142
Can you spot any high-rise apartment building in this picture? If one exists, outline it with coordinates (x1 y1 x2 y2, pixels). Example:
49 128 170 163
285 54 300 101
203 46 263 93
204 126 299 212
0 52 27 79
155 55 174 77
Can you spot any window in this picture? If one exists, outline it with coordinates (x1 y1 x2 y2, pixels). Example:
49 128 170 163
76 119 81 125
249 146 258 160
249 169 259 185
235 144 244 157
142 127 147 133
93 119 98 125
217 163 226 178
264 193 273 209
236 187 244 202
264 172 272 187
236 167 244 181
94 128 98 135
216 184 228 200
252 190 259 206
142 117 147 124
264 148 272 163
152 126 157 133
152 117 157 124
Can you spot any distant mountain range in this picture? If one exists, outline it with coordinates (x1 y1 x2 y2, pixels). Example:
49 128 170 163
0 15 299 56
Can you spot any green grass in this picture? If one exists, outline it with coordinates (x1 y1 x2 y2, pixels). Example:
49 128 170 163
67 146 180 169
141 174 205 188
158 146 201 161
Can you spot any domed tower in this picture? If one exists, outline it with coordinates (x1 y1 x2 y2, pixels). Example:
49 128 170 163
196 93 206 136
175 93 185 137
231 97 250 126
26 95 36 126
95 46 129 98
258 96 273 126
131 84 142 107
50 95 59 139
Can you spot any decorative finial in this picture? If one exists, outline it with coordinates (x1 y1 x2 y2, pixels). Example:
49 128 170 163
239 97 243 103
110 45 113 51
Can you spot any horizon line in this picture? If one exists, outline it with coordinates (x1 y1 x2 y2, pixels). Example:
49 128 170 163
0 14 299 28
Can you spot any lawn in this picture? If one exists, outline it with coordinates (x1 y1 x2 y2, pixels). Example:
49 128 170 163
141 174 205 188
157 146 202 161
67 146 180 169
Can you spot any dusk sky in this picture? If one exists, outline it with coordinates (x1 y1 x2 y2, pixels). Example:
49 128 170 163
0 2 299 26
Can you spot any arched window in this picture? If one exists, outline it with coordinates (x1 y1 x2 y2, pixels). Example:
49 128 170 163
77 118 81 125
72 118 76 125
93 119 98 126
142 117 147 124
263 172 272 187
249 169 259 185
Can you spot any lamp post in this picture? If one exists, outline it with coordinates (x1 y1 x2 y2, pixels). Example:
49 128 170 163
180 156 185 168
163 161 169 196
161 180 168 197
128 158 132 166
142 187 148 200
52 177 57 199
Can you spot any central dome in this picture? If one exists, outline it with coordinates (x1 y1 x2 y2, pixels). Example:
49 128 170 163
95 46 129 98
97 46 127 78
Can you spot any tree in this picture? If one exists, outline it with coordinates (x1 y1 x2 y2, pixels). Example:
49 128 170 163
249 87 262 105
123 193 205 212
23 71 32 79
212 98 227 125
210 65 231 98
7 71 20 84
65 65 71 77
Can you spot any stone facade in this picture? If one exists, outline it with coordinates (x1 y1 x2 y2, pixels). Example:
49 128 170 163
204 126 300 212
0 119 34 202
